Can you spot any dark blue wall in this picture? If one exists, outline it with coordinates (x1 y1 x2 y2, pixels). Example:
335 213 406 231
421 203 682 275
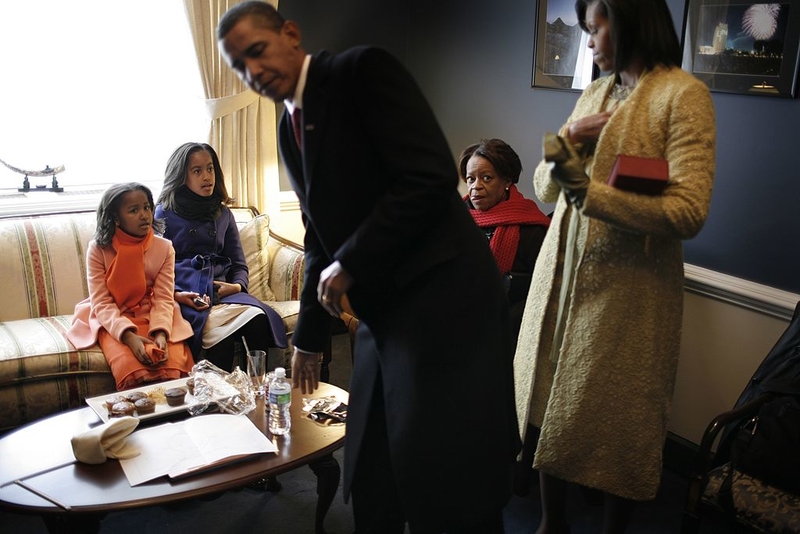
282 0 800 294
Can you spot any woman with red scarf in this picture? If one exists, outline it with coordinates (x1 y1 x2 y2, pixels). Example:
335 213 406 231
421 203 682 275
460 139 550 341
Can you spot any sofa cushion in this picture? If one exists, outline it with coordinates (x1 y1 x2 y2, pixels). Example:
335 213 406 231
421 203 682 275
702 463 800 533
0 213 95 322
238 213 277 303
0 315 114 432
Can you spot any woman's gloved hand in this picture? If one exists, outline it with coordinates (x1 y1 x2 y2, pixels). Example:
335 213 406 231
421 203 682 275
543 132 589 207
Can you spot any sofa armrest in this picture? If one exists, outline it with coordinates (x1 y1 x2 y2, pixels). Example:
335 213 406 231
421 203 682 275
267 230 305 301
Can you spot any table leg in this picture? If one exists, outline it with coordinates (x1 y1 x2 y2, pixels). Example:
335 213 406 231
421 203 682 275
308 453 340 534
43 513 103 534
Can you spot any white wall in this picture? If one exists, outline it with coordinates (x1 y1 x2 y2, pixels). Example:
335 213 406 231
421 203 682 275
670 273 796 445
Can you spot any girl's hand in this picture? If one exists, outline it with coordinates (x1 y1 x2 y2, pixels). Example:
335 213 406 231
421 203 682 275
175 291 210 310
213 281 241 299
153 330 169 365
153 331 167 351
122 330 152 365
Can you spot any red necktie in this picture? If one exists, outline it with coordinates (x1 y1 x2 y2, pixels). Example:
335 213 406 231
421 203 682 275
291 108 303 150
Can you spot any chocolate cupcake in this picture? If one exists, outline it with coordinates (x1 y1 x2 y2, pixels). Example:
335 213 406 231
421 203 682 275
104 395 126 413
165 387 187 406
125 391 148 403
134 398 156 415
186 378 195 396
110 401 135 417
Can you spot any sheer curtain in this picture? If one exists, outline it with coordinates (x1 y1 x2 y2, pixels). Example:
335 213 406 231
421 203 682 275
571 32 594 90
183 0 281 216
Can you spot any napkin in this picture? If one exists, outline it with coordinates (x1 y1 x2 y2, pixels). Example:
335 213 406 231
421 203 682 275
71 416 141 464
148 345 166 364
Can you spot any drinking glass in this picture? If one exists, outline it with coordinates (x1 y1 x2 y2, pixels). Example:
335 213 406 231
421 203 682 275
246 350 268 397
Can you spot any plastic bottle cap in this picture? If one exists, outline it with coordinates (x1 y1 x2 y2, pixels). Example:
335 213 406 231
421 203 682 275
275 367 286 378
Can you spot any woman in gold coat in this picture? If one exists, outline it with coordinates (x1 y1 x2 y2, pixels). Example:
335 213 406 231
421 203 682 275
514 0 715 531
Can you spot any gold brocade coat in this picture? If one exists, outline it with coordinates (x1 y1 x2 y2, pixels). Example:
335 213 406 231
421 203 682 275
514 66 715 500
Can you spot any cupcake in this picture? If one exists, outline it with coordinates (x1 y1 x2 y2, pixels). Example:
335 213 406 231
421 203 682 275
134 398 156 415
104 395 126 413
165 387 187 406
110 401 135 417
125 391 148 403
186 378 195 396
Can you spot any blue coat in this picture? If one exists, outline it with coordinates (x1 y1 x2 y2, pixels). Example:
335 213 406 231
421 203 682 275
154 205 287 357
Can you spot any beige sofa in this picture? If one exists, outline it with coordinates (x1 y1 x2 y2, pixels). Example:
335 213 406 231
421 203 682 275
0 210 304 433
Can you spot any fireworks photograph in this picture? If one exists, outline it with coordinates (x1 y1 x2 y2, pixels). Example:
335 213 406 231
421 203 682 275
683 0 800 96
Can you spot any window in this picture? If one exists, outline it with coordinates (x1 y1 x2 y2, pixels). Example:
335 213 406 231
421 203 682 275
0 1 207 216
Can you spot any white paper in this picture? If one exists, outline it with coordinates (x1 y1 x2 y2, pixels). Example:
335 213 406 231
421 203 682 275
119 414 277 486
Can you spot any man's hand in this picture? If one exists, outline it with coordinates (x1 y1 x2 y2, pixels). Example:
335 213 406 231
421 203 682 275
291 348 322 395
317 260 353 318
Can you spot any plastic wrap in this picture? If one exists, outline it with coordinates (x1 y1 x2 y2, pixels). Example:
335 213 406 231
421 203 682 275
187 360 256 416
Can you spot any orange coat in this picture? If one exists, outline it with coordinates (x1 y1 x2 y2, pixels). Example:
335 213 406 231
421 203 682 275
67 236 194 389
68 235 193 349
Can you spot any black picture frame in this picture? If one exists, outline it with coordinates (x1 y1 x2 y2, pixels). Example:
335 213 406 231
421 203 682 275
532 0 599 91
681 1 800 97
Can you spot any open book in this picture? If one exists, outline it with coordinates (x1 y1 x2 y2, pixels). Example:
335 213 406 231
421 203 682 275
119 413 277 486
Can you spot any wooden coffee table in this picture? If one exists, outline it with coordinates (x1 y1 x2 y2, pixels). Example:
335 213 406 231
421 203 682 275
0 382 347 534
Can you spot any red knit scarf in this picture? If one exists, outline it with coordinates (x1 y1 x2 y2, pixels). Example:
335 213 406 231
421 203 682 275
465 185 550 273
107 227 154 311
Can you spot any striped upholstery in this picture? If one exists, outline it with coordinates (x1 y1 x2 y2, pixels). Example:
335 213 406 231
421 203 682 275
0 316 113 430
0 211 305 432
264 229 304 366
267 234 305 302
0 212 94 321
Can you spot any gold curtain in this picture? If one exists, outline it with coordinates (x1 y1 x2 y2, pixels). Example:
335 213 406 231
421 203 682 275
182 0 281 215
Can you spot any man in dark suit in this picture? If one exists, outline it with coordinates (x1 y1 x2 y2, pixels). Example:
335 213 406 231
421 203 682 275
218 3 520 532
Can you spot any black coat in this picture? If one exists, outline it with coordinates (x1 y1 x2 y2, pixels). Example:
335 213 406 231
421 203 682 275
279 46 520 529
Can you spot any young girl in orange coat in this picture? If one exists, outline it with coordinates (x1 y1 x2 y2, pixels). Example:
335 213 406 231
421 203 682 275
68 182 195 390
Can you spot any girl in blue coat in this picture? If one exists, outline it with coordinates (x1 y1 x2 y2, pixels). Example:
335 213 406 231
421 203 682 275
155 142 286 370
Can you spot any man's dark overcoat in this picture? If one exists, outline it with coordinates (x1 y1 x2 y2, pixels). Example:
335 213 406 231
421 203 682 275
279 46 520 530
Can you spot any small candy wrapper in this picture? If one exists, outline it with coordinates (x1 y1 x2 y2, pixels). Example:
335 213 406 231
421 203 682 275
302 396 348 426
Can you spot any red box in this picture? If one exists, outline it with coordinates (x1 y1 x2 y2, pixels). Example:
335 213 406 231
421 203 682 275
607 154 669 195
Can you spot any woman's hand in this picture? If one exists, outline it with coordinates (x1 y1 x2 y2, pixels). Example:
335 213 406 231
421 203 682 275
213 281 241 299
175 291 210 310
543 133 590 207
566 111 614 145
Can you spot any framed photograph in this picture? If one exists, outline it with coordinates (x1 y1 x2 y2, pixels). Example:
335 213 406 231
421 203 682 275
532 0 599 91
682 1 800 97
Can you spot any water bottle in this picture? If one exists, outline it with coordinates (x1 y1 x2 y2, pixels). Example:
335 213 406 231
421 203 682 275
268 367 291 435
